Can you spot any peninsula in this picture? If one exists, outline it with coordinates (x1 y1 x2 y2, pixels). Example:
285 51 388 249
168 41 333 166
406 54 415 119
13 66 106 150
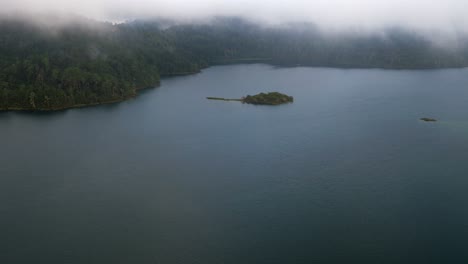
207 92 294 105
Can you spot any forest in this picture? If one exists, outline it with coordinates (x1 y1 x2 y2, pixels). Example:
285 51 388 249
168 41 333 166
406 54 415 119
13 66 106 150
1 16 468 110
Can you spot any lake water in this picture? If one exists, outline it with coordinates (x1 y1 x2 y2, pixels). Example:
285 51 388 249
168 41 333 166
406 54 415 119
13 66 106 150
2 64 468 263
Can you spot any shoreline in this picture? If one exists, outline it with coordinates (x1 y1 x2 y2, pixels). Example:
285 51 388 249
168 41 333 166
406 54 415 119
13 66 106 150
0 96 137 112
0 82 162 112
0 70 206 112
2 62 468 112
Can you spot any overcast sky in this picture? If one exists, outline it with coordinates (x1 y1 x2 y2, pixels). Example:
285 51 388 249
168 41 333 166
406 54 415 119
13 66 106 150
2 0 468 31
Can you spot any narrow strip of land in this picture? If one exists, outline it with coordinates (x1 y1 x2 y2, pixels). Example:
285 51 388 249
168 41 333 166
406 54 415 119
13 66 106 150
207 92 294 105
206 97 243 101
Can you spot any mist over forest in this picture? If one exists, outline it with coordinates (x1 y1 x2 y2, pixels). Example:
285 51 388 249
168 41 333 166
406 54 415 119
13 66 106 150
2 0 468 110
4 3 468 264
3 0 468 32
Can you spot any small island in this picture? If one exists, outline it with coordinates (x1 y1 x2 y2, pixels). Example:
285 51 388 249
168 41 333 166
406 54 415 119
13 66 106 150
420 117 437 122
207 92 293 105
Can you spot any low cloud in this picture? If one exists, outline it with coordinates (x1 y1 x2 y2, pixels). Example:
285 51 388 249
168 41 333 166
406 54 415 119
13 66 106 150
2 0 468 32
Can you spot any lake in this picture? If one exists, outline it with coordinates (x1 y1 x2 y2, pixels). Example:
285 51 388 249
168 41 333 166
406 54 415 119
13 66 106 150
2 64 468 263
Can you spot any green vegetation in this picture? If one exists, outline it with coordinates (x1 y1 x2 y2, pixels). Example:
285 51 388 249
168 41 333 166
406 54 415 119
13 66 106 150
207 92 293 105
2 16 468 111
0 18 204 110
243 92 294 105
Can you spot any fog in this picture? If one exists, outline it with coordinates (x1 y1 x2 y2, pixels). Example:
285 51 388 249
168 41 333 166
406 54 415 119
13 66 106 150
1 0 468 32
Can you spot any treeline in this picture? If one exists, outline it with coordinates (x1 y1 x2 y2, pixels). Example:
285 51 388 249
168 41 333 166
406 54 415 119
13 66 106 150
1 16 468 110
0 19 201 110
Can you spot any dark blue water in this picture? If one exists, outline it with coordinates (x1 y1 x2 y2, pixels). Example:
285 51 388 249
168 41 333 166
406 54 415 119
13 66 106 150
2 64 468 263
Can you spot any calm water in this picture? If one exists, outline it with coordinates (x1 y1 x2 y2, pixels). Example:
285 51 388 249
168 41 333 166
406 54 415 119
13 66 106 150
2 64 468 263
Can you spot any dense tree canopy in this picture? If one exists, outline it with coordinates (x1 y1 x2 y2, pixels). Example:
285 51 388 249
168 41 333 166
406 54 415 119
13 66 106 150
1 17 468 110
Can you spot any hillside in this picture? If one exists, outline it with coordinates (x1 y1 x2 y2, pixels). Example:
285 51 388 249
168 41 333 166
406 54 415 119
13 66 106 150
1 16 468 110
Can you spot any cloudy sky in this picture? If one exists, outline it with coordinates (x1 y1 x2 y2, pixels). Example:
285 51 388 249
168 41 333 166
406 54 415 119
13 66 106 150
2 0 468 30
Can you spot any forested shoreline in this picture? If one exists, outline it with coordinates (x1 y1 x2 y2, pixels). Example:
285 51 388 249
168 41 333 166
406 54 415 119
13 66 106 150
2 16 468 111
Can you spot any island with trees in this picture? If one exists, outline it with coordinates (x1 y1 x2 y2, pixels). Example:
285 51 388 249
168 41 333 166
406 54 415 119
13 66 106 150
243 92 294 105
207 92 293 105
